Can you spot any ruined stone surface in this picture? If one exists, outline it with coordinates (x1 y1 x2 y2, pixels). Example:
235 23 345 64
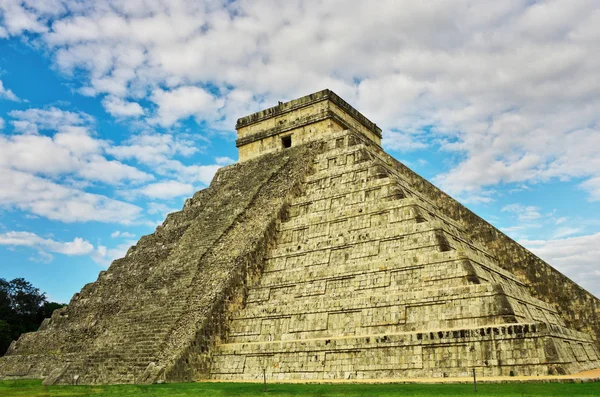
210 129 600 380
0 142 324 385
1 90 599 384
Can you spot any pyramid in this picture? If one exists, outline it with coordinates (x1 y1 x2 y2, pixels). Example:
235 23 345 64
1 89 599 385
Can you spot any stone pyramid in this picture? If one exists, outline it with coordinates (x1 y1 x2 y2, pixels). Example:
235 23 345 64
1 90 599 385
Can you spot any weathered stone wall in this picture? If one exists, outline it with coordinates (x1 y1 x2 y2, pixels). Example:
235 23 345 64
159 142 325 382
238 118 343 163
0 142 324 385
236 89 382 162
210 129 600 380
368 137 600 351
214 323 598 380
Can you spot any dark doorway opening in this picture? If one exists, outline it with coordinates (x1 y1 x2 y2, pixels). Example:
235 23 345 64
281 135 292 148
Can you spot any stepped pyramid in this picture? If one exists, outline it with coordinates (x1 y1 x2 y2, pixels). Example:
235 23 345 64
1 89 599 385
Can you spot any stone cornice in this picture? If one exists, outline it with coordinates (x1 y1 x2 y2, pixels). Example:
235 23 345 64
235 89 382 139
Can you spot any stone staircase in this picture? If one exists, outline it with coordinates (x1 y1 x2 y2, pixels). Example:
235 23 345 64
210 131 600 380
0 143 325 384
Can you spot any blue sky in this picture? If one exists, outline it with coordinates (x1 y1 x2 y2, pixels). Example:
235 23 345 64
0 0 599 302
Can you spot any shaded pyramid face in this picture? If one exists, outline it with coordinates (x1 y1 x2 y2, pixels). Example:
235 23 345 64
1 90 599 385
210 129 600 380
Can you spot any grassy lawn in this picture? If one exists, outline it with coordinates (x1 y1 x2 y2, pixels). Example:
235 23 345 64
1 380 600 397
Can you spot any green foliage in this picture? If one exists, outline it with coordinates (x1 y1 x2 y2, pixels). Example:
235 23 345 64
0 278 66 356
1 380 600 397
0 321 11 355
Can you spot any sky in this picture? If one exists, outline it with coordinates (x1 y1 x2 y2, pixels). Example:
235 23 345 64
0 0 599 303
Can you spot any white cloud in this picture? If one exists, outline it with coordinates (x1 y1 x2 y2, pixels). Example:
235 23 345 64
500 225 527 234
9 107 93 134
29 250 54 264
92 242 134 267
382 131 428 152
215 156 235 166
580 176 600 201
0 230 134 268
0 167 142 224
555 217 568 225
147 202 178 219
0 121 153 184
501 203 542 222
520 232 600 298
14 0 596 201
0 116 4 130
130 180 194 200
0 0 67 36
108 131 221 186
110 230 135 238
150 86 224 127
553 227 582 239
77 155 153 184
102 96 144 117
107 131 199 165
2 1 599 237
0 231 94 255
156 162 221 186
0 79 20 101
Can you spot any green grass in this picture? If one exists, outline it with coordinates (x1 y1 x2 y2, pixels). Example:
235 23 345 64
1 380 599 397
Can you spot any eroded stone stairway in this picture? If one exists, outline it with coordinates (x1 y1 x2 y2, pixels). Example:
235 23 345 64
210 131 600 380
0 143 325 384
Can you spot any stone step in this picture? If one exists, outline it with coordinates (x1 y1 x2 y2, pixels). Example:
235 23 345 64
269 224 445 259
280 197 423 231
256 251 462 288
210 322 600 381
233 283 505 321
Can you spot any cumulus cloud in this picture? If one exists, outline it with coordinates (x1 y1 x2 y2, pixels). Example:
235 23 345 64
382 131 428 152
0 105 161 224
147 202 179 219
0 167 142 223
110 230 135 238
553 227 582 239
0 116 4 130
157 162 221 186
501 204 542 222
102 96 144 117
0 79 20 101
9 107 93 134
2 1 600 218
0 231 94 255
4 0 595 202
150 86 224 127
129 180 195 200
0 0 67 36
107 131 199 165
0 116 153 184
580 176 600 201
520 232 600 298
215 156 235 166
92 241 135 267
108 131 223 186
0 230 133 268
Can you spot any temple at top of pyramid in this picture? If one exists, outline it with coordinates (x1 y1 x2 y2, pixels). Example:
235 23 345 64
1 90 599 385
236 89 381 162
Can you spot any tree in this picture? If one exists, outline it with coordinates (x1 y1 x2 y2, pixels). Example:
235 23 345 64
0 278 65 355
0 321 11 354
